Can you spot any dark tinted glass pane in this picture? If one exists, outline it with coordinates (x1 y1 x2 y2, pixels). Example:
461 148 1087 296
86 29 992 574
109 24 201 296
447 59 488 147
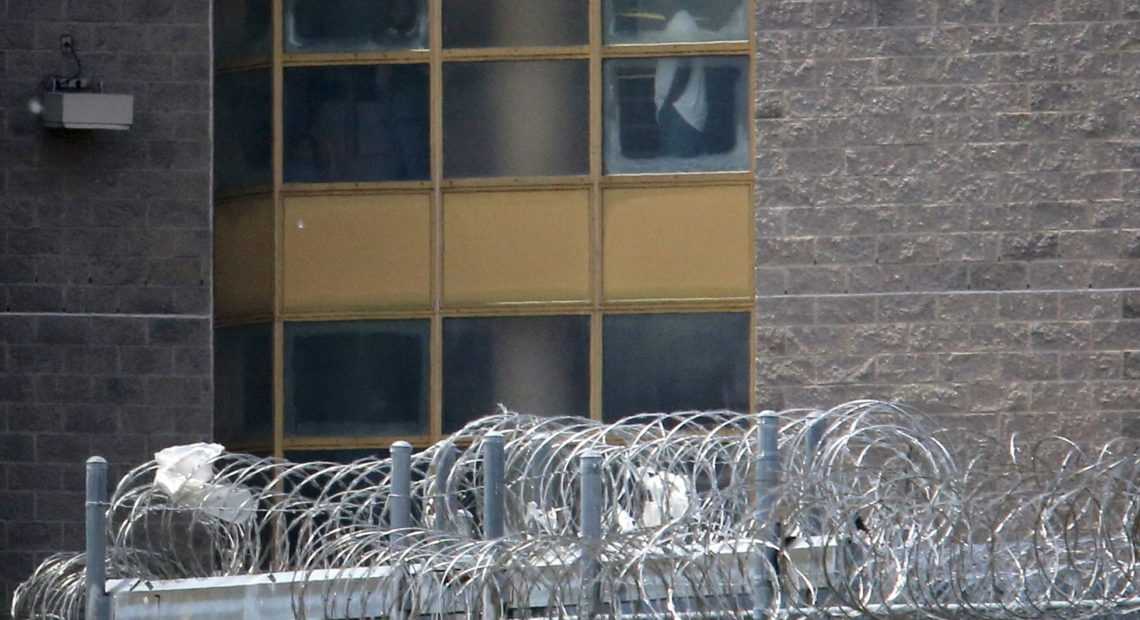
285 64 430 182
443 316 589 433
603 313 749 421
215 0 271 62
443 0 587 48
443 61 588 178
604 56 749 174
285 320 430 436
605 0 747 44
215 70 272 189
215 324 273 444
285 0 428 52
285 449 389 463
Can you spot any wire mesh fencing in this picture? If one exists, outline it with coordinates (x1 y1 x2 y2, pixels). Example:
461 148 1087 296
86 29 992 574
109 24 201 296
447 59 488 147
12 400 1140 619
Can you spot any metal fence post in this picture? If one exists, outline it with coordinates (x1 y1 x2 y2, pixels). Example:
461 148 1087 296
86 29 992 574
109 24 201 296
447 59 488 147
805 417 830 604
389 442 413 619
526 440 551 510
483 432 504 539
755 414 780 620
86 456 110 620
579 452 602 619
480 433 506 620
805 418 825 537
434 443 457 532
391 441 412 543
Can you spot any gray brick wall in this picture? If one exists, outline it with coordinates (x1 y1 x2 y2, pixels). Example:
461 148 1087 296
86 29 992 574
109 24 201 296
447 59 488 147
0 0 212 614
755 0 1139 438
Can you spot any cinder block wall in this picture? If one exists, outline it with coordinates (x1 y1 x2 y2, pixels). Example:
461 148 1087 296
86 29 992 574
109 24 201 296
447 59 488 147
754 1 1139 437
0 0 212 613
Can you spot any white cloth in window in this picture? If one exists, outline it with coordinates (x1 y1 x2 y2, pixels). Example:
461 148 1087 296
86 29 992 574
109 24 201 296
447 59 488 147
653 10 708 132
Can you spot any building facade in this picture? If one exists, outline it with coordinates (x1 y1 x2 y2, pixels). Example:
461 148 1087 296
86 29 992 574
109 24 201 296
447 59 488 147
753 0 1140 441
213 0 756 462
2 0 1138 614
0 0 213 613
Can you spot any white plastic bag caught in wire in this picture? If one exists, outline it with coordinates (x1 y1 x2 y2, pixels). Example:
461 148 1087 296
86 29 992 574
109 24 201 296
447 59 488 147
154 443 254 524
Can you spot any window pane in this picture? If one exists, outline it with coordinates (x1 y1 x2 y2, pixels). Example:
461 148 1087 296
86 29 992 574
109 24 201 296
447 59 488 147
285 320 430 436
604 56 748 174
443 0 587 48
603 186 753 301
443 190 590 306
605 0 747 45
214 196 274 319
443 316 589 433
215 324 273 444
285 64 430 183
214 0 271 62
285 0 428 52
603 313 749 422
215 70 271 189
444 61 588 178
285 449 389 463
283 194 432 312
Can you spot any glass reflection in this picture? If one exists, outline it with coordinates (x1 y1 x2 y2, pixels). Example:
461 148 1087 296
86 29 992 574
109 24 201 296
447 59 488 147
444 60 588 178
604 56 748 174
443 0 588 48
285 64 429 183
214 0 271 62
285 0 428 52
215 70 271 189
284 449 390 464
605 0 747 44
602 312 749 422
443 316 589 433
285 320 430 437
214 324 272 444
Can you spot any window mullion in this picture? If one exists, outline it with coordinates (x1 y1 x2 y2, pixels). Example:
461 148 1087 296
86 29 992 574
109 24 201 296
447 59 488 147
428 0 444 442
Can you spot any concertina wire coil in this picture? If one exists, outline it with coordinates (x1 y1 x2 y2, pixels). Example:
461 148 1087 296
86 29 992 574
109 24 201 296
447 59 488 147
13 400 1140 619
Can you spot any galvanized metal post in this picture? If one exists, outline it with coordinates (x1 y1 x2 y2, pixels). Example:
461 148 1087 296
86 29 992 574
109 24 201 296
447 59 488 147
480 434 507 620
579 452 602 619
483 432 504 539
391 441 412 544
755 414 780 619
805 418 824 537
805 417 829 604
389 441 413 620
434 443 457 531
526 440 551 509
86 456 110 620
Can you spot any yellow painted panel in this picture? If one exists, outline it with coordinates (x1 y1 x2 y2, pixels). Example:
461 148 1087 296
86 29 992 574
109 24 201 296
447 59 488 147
215 196 274 319
444 190 590 305
604 185 753 301
283 194 431 312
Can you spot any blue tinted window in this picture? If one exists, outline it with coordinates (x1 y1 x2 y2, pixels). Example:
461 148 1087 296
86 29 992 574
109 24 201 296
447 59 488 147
215 0 271 62
604 56 749 174
215 324 273 444
286 320 430 436
286 0 428 52
285 64 430 183
604 0 747 44
443 61 588 178
603 312 749 421
443 315 589 432
284 449 390 463
443 0 587 48
215 71 272 190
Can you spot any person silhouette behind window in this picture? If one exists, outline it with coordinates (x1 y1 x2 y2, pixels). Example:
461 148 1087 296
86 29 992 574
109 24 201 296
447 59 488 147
382 0 427 49
654 1 707 158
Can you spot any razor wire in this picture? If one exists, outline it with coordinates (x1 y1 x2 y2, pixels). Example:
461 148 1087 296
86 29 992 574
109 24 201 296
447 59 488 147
12 399 1140 619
